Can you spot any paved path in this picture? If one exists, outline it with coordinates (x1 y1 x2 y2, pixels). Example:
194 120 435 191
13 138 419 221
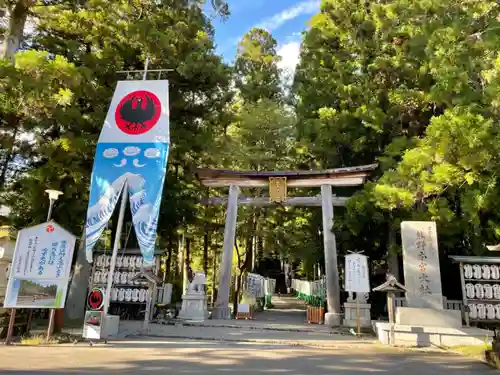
0 337 493 375
132 323 368 348
253 295 309 326
8 296 491 374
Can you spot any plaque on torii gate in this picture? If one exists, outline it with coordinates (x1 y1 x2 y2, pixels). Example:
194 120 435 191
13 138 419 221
195 164 377 326
269 177 287 203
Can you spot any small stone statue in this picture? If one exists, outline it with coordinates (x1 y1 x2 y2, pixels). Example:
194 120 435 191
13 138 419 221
187 272 206 294
347 291 369 303
356 292 369 303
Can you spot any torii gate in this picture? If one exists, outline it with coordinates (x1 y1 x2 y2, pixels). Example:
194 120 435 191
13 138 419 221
195 164 377 326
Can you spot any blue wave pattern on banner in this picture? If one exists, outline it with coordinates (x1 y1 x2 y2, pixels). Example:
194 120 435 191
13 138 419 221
85 142 168 266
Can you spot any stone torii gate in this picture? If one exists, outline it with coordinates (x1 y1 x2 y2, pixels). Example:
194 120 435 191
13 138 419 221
195 164 377 326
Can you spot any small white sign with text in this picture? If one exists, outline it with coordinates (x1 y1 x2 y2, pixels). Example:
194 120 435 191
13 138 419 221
345 253 370 293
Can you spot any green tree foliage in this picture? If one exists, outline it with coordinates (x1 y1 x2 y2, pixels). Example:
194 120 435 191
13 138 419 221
0 0 233 317
7 0 500 314
234 28 282 103
295 0 500 265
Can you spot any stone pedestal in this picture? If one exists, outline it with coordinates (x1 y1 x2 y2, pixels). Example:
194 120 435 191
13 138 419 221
343 302 372 328
324 312 342 327
178 293 208 322
396 307 462 328
373 321 493 347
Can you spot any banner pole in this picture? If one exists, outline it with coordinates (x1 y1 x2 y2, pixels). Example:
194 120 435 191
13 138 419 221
103 184 128 318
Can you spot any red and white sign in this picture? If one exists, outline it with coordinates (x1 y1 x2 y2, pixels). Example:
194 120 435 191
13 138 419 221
97 80 170 144
115 90 162 135
87 287 104 311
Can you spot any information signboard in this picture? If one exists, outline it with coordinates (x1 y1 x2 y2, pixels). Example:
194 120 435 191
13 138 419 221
345 253 370 293
3 221 76 308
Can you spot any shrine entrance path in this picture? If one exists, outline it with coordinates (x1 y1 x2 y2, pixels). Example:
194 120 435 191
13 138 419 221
251 294 310 328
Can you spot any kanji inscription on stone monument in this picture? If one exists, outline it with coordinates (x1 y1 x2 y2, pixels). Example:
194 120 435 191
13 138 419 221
401 221 443 310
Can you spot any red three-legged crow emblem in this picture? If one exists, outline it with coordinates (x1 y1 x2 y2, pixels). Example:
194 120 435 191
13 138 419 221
115 90 161 135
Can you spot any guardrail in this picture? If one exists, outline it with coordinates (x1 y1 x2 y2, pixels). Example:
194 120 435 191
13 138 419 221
291 278 325 306
394 297 463 311
244 274 276 309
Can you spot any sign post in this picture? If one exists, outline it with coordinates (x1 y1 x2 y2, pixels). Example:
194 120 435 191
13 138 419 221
3 221 76 343
344 251 370 335
44 189 63 339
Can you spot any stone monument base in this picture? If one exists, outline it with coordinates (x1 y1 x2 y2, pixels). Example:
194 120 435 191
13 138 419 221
373 321 493 347
178 294 208 322
343 302 371 328
324 312 342 327
396 307 462 328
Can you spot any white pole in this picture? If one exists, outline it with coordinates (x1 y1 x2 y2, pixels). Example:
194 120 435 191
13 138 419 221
45 190 63 340
143 56 150 81
103 184 128 316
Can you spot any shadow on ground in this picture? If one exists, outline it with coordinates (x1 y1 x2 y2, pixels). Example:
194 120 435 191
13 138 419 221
0 338 493 375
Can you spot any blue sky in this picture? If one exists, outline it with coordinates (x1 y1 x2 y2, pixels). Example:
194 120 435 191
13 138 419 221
209 0 321 74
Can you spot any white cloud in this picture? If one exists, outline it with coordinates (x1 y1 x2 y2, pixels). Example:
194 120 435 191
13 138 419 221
256 0 320 32
277 37 304 90
277 40 301 77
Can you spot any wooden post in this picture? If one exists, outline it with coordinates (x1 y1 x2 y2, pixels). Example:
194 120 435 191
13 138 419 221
387 292 395 345
321 184 341 327
356 296 361 335
46 309 56 339
5 309 16 345
213 185 239 319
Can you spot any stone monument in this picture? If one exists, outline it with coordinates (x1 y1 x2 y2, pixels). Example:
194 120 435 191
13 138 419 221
372 221 494 347
178 272 208 321
399 221 462 327
401 221 443 309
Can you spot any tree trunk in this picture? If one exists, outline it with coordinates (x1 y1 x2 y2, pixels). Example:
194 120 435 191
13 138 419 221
387 216 400 279
185 238 191 267
165 233 173 281
232 273 241 315
178 233 189 293
0 125 18 189
64 234 91 322
203 228 209 275
211 245 218 307
2 1 30 60
203 187 210 275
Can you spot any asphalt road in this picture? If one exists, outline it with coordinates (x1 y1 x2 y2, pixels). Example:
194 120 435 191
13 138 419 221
0 337 493 375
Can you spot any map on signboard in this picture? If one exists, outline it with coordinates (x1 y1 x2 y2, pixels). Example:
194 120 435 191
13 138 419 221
3 221 76 309
345 253 370 293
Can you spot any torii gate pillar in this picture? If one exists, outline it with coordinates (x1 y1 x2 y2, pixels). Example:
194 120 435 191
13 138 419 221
212 185 240 319
321 184 341 326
